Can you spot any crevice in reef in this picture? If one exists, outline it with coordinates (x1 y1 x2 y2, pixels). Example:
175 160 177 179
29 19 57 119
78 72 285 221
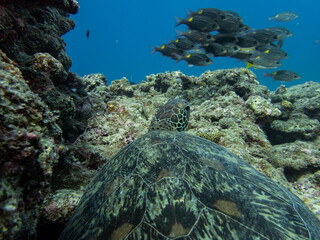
284 166 320 183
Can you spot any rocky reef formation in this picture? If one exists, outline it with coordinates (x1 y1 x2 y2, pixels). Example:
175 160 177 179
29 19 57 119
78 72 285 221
1 56 320 238
0 0 93 143
47 69 320 234
0 49 62 239
0 0 84 239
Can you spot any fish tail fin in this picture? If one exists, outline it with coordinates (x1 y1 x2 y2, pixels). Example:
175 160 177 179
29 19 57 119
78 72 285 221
175 54 184 63
268 17 274 21
186 9 196 17
246 62 254 68
175 29 185 37
175 16 184 27
151 47 157 54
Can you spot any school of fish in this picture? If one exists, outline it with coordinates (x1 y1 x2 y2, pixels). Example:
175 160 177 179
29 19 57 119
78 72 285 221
152 8 301 82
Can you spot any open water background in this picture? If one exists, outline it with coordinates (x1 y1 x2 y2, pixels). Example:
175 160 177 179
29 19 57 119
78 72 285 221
63 0 320 90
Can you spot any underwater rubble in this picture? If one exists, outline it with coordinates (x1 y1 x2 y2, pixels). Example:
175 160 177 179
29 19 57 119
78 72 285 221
0 2 320 240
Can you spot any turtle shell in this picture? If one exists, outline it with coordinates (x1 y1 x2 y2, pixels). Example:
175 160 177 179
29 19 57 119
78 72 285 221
59 131 320 240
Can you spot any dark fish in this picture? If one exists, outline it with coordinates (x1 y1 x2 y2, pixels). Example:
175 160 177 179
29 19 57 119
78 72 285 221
265 27 292 41
86 30 90 39
255 45 289 60
176 30 215 43
269 11 298 22
176 15 219 32
217 18 242 33
247 29 278 44
313 40 320 45
223 10 243 22
238 23 251 34
212 33 238 44
236 46 256 55
171 37 196 50
246 56 282 69
222 43 255 57
263 70 301 81
200 43 227 56
231 52 253 60
237 35 260 47
176 53 213 66
222 43 241 56
193 8 226 22
152 43 186 60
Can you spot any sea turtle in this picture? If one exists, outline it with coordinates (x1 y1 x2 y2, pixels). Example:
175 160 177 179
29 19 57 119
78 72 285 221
59 99 320 240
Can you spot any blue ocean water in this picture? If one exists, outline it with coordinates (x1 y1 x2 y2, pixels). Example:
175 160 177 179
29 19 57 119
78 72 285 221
63 0 320 91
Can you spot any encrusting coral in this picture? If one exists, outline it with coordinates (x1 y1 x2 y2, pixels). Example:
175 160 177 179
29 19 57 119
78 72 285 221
0 49 62 239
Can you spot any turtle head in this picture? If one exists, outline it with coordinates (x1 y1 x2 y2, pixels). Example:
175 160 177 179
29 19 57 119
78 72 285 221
149 99 190 132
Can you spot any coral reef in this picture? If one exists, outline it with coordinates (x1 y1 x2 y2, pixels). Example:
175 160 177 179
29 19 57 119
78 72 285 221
268 113 320 144
1 56 320 238
56 67 319 225
37 189 82 240
266 82 320 144
0 0 91 143
245 95 281 123
0 49 62 239
272 82 320 121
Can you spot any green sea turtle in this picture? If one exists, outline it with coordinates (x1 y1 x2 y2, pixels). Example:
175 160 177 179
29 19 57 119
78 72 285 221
59 99 320 240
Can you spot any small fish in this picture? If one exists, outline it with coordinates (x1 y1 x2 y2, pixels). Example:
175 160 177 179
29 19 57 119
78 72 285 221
171 37 196 50
217 18 242 34
236 46 256 55
237 35 260 47
222 43 241 56
313 40 320 45
231 52 253 60
263 70 301 81
246 55 282 69
246 61 281 69
193 8 226 22
255 45 289 60
248 29 278 44
176 15 220 32
200 43 227 56
86 30 90 39
238 24 251 34
269 11 298 22
176 30 215 43
265 27 292 41
176 53 213 66
152 43 186 60
212 33 238 44
223 10 243 23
